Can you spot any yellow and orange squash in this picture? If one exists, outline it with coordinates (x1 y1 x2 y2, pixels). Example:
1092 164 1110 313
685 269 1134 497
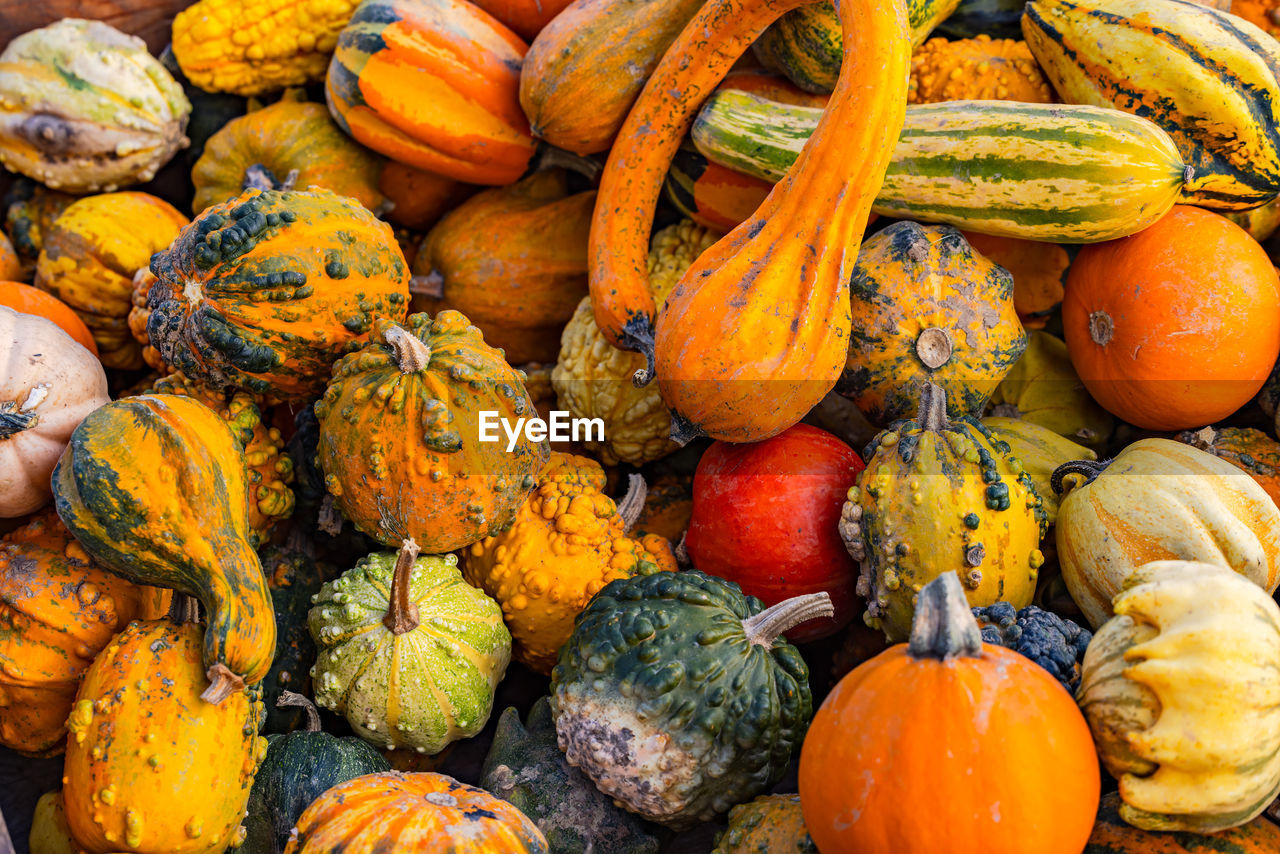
909 35 1056 104
961 232 1068 330
1175 426 1280 508
663 143 774 232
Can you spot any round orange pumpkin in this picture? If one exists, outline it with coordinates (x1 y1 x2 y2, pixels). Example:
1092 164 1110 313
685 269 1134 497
1062 206 1280 430
0 280 97 354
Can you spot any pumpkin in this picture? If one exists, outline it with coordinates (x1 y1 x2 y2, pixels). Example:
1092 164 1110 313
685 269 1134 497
972 601 1091 691
463 453 676 673
551 570 825 828
712 795 816 854
241 692 391 854
0 511 168 757
685 424 863 642
28 791 74 854
1063 206 1280 430
379 161 474 231
987 330 1114 452
192 99 386 215
1 305 110 518
592 0 910 444
481 697 664 854
52 394 276 702
663 143 773 233
1085 792 1280 853
326 0 536 186
309 540 511 753
1078 561 1280 832
981 416 1095 524
147 187 410 402
839 221 1027 427
3 179 74 265
63 618 267 854
284 771 549 853
909 36 1055 103
315 311 546 552
411 170 593 364
1175 426 1280 508
34 192 188 370
172 0 360 96
0 281 97 355
960 232 1068 331
798 572 1100 853
518 0 707 155
553 218 720 467
0 19 190 194
1052 438 1280 628
841 383 1047 642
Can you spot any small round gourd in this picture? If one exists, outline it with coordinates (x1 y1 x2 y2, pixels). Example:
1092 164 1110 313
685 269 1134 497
712 794 816 854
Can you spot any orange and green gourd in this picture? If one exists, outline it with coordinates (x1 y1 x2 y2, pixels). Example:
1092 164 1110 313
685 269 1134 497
909 36 1055 103
3 178 75 265
960 232 1068 330
712 794 816 854
315 311 547 554
1176 426 1280 508
146 187 410 402
663 143 773 233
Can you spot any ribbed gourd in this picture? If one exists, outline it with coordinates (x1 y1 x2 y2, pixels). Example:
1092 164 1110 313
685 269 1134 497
463 453 676 673
314 311 547 553
840 383 1047 642
172 0 361 96
909 36 1055 103
553 219 720 466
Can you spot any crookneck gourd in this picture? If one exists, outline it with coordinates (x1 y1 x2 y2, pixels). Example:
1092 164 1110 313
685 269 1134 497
839 221 1027 427
1078 561 1280 832
840 382 1047 642
315 311 547 552
63 618 268 854
591 0 911 444
551 570 825 829
309 541 512 754
146 187 410 402
909 36 1055 103
464 453 676 673
52 394 276 702
1053 438 1280 628
1176 426 1280 508
0 512 168 757
35 192 189 370
981 416 1094 525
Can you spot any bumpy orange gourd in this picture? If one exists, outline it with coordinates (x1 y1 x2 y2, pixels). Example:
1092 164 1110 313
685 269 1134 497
909 36 1055 104
34 192 188 370
0 512 168 757
463 454 675 673
126 270 165 372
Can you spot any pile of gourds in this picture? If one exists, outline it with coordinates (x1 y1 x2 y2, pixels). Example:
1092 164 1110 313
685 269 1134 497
4 0 1280 851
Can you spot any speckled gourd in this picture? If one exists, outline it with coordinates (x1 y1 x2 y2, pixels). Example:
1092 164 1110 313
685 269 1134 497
840 382 1047 642
981 416 1094 524
712 794 816 854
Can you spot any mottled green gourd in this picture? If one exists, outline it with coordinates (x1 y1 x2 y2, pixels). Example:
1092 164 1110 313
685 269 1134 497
840 382 1047 642
308 540 512 754
551 570 824 830
480 698 664 854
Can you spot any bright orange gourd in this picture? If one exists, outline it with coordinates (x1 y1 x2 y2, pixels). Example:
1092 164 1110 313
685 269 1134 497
0 280 97 354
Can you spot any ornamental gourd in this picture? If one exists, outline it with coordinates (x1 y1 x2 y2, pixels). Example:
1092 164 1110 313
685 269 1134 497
0 19 190 193
840 221 1026 427
1 305 110 518
53 394 276 702
315 312 546 552
0 281 97 355
3 179 74 263
1085 792 1280 852
712 795 816 854
29 790 75 854
591 0 911 443
35 192 188 370
256 550 332 733
840 383 1047 642
463 454 676 673
972 601 1091 691
309 541 512 753
1176 426 1280 508
0 512 168 757
961 233 1067 331
1052 438 1280 628
63 617 267 854
663 144 772 232
1078 561 1280 832
908 36 1055 103
0 233 19 281
981 416 1094 524
147 187 410 402
551 570 826 828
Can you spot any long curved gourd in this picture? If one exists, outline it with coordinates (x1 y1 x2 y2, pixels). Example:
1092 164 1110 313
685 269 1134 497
590 0 910 395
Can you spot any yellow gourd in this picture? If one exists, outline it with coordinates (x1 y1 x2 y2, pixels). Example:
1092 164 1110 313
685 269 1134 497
982 416 1094 524
909 35 1056 104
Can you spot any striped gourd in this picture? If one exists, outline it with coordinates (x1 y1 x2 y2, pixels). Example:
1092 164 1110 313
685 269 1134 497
692 93 1188 242
1022 0 1280 211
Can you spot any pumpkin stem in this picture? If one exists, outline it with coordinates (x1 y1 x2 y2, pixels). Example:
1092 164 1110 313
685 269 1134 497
533 143 603 183
617 474 647 531
167 592 200 625
668 410 705 446
277 690 322 732
907 572 983 660
242 163 280 193
0 403 36 439
202 663 246 705
408 272 445 300
741 592 834 649
383 326 432 373
917 381 949 432
383 538 422 635
1088 310 1114 347
1050 458 1112 496
915 327 953 369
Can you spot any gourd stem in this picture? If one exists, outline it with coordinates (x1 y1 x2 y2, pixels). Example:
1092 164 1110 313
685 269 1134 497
742 592 834 648
1180 426 1217 451
907 573 983 660
1050 458 1112 496
534 144 603 183
408 272 445 300
242 163 279 192
917 381 949 432
674 532 690 566
617 474 647 531
202 663 246 705
277 690 322 732
383 327 432 373
167 592 199 625
0 408 35 439
383 538 422 635
668 410 705 446
989 402 1021 419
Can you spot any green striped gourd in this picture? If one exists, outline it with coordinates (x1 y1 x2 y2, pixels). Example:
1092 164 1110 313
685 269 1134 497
1022 0 1280 211
691 93 1188 242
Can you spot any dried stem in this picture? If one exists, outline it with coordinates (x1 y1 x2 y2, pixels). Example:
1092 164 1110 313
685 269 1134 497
742 592 834 648
383 538 422 635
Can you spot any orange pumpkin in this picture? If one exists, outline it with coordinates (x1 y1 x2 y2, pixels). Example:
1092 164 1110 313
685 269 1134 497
1062 206 1280 430
798 572 1099 853
0 280 96 354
